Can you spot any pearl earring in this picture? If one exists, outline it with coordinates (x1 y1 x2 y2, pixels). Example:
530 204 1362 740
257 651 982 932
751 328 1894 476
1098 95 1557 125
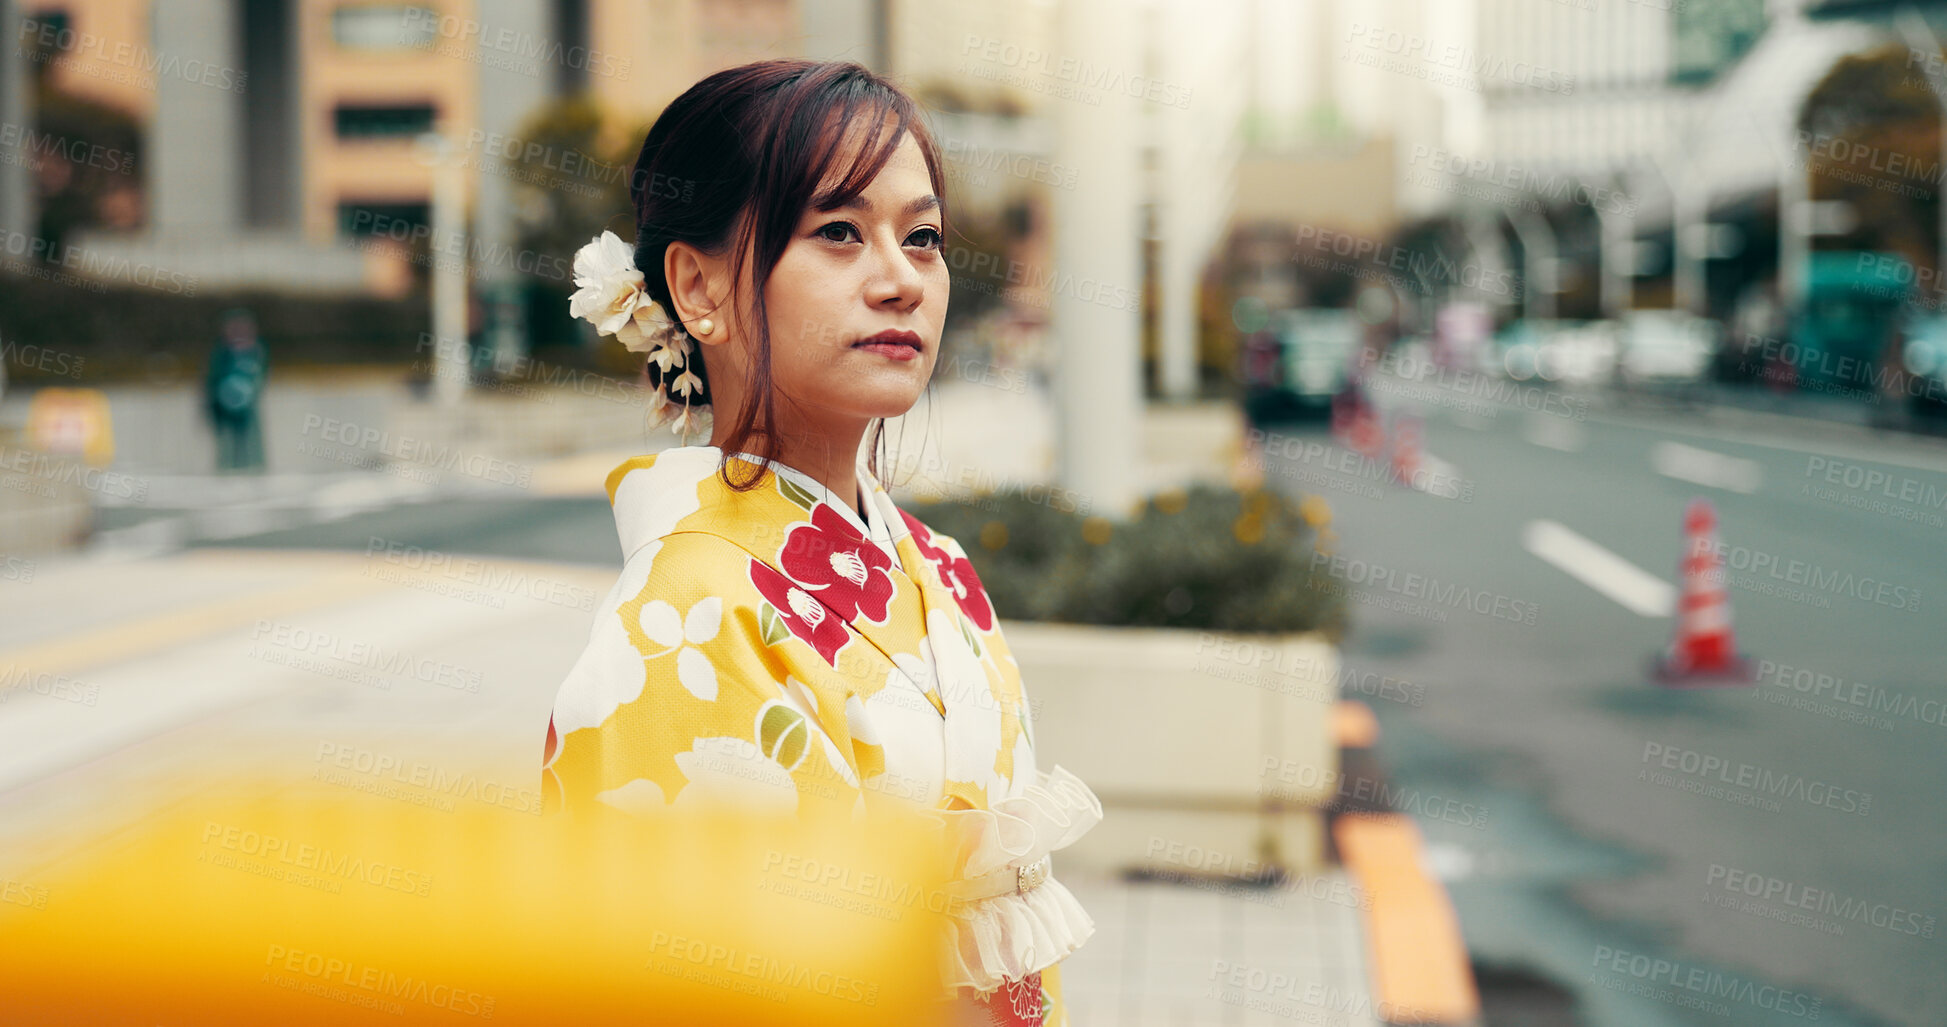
695 318 714 337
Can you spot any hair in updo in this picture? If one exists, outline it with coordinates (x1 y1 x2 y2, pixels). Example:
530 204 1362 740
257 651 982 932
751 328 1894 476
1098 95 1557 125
627 58 948 489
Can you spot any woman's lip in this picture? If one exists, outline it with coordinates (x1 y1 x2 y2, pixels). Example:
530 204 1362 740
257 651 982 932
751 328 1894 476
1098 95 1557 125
851 330 924 361
853 341 921 361
854 330 923 350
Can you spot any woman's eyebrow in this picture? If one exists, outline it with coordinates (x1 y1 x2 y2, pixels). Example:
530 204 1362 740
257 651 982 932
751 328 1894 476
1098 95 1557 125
813 193 942 216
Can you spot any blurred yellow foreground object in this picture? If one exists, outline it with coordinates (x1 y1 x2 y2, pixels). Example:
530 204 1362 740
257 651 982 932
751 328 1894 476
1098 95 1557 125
0 776 958 1025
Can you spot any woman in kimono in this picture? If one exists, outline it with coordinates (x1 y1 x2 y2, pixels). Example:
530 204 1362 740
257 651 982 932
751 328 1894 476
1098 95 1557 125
541 60 1101 1025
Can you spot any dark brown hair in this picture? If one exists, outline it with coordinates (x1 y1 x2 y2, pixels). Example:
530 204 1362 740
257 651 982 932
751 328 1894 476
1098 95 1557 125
627 58 948 490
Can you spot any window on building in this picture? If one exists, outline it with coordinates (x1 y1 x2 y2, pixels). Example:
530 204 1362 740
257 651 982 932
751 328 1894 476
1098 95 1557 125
330 5 439 50
333 104 437 140
338 201 430 240
19 8 71 65
1671 0 1766 85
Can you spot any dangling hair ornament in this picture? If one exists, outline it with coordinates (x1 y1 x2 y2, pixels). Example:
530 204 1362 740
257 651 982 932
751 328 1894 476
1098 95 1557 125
568 229 709 437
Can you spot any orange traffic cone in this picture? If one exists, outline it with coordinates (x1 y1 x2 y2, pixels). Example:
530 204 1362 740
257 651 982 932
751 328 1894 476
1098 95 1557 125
1330 389 1357 445
1390 414 1423 488
1653 498 1754 685
1333 384 1385 458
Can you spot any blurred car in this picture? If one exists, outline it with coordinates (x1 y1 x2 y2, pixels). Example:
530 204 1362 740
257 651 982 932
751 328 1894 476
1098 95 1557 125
1491 319 1617 387
1543 322 1619 387
1899 313 1947 417
1615 310 1716 390
1486 318 1557 380
1241 308 1363 424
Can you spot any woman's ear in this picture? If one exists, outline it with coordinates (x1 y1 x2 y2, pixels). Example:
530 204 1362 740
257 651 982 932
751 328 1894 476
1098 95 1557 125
663 241 729 345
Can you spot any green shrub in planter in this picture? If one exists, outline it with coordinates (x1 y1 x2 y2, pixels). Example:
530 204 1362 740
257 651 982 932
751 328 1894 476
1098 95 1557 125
914 484 1346 637
905 488 1087 623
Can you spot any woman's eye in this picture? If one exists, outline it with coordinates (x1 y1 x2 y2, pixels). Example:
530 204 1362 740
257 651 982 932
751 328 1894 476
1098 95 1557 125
814 222 941 250
816 222 860 243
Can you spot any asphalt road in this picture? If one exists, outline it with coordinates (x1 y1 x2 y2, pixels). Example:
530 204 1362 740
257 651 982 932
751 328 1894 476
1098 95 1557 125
1253 377 1947 1027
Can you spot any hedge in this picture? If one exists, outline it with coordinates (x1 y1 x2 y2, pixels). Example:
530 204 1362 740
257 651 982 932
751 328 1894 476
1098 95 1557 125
914 483 1347 637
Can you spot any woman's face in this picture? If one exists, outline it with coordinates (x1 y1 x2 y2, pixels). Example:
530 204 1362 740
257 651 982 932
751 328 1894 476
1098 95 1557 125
754 130 948 431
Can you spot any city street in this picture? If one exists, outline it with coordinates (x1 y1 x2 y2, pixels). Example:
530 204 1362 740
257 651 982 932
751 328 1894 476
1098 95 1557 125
1255 375 1946 1027
15 0 1947 1022
5 374 1943 1025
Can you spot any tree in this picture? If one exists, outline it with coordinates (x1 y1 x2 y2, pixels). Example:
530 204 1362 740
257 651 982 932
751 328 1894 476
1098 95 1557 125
28 82 143 257
1798 43 1941 273
508 94 646 360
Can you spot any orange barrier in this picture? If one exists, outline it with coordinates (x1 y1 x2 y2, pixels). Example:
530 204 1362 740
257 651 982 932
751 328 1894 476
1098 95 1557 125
1333 813 1480 1025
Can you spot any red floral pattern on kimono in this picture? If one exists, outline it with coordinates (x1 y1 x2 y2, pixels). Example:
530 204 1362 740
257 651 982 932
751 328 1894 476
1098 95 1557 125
969 970 1049 1026
899 509 996 630
780 501 897 623
747 558 851 666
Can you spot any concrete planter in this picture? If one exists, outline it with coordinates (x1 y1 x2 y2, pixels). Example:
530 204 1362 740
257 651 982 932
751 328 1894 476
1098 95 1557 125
0 445 95 555
1002 620 1341 878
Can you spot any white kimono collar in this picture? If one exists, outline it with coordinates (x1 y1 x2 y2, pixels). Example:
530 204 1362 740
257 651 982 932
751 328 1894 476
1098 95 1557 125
725 449 899 563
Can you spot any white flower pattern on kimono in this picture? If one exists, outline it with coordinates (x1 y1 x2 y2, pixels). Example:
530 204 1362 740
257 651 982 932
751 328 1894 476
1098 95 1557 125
846 666 946 808
779 675 819 720
547 546 661 738
592 777 667 815
892 637 940 702
611 448 714 547
638 596 723 701
672 737 798 813
843 693 880 747
932 608 1004 802
777 675 857 787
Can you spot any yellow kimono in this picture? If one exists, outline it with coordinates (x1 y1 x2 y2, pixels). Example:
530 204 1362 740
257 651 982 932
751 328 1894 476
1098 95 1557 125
543 446 1100 1024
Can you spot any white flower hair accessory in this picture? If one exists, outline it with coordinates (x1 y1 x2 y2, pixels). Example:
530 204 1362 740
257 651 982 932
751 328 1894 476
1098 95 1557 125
569 229 707 436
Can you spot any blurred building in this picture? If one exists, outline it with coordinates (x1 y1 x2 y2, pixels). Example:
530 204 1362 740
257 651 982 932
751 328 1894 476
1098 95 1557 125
17 0 800 298
1236 0 1485 237
7 0 1249 444
1463 0 1947 319
1217 1 1506 324
1475 0 1691 178
874 0 1246 405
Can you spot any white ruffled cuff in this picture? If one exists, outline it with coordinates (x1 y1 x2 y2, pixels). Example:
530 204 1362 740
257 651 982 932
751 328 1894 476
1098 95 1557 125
935 765 1103 994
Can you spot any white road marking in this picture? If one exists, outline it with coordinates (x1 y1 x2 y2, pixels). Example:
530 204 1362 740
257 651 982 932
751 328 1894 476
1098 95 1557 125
1407 453 1467 497
1523 414 1587 452
1650 441 1763 494
1522 519 1675 617
1589 404 1947 477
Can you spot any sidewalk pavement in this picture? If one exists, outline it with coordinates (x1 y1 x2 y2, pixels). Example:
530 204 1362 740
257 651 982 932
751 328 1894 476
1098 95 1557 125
1060 867 1378 1027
